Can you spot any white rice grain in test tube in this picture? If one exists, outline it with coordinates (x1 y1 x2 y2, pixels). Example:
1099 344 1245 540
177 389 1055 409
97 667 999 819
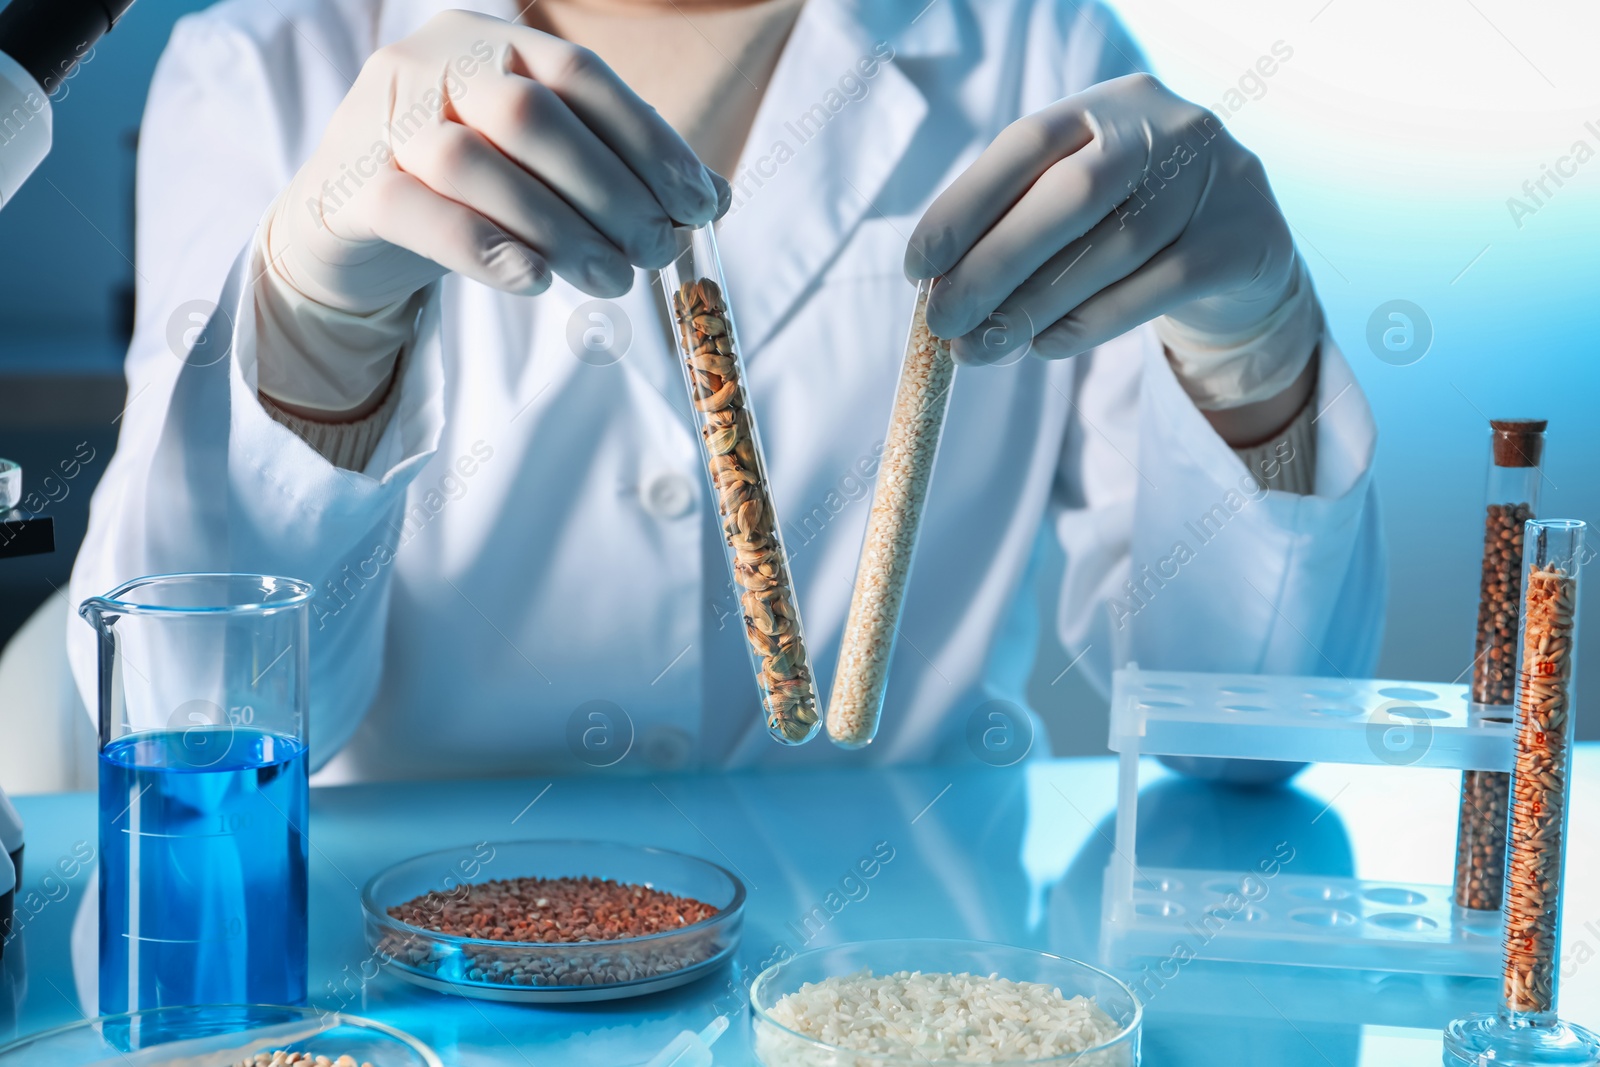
827 280 955 748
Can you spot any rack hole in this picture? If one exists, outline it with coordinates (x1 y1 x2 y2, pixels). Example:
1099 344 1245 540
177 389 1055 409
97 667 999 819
1135 876 1183 893
1290 908 1357 928
1387 706 1449 720
1290 885 1352 902
1136 900 1184 919
1379 686 1439 701
1220 685 1266 695
1368 912 1437 932
1364 887 1427 906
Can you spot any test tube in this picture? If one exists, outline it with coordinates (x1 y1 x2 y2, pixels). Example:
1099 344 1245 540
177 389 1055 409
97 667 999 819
826 281 955 748
657 226 821 745
1445 519 1599 1066
1502 518 1582 1015
1453 418 1546 911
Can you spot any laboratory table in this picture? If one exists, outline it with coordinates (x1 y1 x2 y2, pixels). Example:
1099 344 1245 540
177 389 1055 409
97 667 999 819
4 752 1598 1065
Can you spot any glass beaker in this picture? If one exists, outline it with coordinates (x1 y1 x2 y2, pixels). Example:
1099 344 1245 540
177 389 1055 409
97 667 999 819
79 574 312 1015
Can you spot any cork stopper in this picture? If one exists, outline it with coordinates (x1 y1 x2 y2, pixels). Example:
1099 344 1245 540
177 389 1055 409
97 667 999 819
1490 418 1546 468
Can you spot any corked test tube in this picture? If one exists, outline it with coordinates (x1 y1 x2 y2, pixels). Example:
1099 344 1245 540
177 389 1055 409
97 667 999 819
1454 418 1547 911
657 226 821 745
827 281 955 748
1501 519 1583 1016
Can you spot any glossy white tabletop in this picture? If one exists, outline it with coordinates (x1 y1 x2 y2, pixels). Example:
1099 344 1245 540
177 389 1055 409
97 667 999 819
3 753 1597 1065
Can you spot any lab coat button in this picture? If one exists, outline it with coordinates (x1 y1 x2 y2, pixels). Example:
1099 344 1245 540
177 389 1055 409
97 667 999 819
641 473 694 519
640 725 693 770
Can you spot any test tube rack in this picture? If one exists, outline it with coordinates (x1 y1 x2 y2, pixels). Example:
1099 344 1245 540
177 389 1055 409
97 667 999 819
1101 666 1512 977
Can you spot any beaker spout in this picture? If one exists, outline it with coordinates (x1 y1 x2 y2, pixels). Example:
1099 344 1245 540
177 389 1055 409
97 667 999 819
77 596 121 634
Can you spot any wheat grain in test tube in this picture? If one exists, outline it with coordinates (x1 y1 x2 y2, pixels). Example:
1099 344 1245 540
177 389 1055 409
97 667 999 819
827 281 955 748
1499 520 1584 1017
657 225 821 746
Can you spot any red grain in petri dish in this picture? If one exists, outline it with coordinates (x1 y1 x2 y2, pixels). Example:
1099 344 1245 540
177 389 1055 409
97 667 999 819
387 875 719 943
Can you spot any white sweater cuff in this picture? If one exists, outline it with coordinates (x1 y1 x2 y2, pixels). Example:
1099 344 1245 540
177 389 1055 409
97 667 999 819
1232 386 1318 495
1156 258 1322 411
258 373 403 473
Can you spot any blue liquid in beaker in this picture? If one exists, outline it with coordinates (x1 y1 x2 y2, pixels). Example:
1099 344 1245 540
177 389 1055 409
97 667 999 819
99 728 308 1013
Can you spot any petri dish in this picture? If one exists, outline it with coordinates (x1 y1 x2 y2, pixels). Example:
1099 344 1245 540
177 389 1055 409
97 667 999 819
750 938 1140 1066
361 839 745 1003
0 1004 440 1066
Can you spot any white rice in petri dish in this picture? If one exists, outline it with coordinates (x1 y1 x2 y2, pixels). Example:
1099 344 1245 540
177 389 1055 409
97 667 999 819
756 969 1130 1066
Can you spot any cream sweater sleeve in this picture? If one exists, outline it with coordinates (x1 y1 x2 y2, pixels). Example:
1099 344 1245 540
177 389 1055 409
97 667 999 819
1232 386 1318 495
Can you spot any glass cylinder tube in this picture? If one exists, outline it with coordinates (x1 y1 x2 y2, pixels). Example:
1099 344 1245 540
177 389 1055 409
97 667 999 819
1455 418 1546 911
657 226 820 745
1502 518 1581 1015
826 281 955 748
1445 520 1598 1067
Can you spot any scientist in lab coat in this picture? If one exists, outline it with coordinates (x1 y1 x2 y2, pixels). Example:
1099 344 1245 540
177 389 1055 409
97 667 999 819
67 0 1384 781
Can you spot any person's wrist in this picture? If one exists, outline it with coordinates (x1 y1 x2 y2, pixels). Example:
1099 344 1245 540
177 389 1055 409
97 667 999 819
1156 254 1320 415
253 204 415 420
1201 346 1318 448
262 358 399 422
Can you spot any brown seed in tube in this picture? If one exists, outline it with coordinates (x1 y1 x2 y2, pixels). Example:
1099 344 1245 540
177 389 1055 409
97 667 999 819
719 480 753 516
737 498 764 536
704 425 738 455
737 567 775 592
695 380 739 412
743 592 776 634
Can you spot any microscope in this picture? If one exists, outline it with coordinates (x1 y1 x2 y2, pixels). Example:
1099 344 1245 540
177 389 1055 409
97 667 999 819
0 0 141 964
0 462 59 958
0 0 139 209
0 0 134 957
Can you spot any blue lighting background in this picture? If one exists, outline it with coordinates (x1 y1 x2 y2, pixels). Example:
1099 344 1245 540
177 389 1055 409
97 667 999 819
0 0 1593 746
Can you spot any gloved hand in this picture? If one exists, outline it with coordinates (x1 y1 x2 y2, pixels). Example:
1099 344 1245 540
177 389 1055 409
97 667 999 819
906 73 1300 380
263 9 724 332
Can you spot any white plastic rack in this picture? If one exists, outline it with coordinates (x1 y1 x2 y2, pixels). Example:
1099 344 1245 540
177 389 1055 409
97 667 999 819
1101 666 1513 976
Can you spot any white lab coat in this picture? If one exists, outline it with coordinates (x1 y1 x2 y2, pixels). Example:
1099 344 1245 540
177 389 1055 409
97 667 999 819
68 0 1386 780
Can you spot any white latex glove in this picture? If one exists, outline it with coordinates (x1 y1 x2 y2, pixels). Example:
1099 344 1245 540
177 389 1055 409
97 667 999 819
907 73 1301 392
263 10 725 370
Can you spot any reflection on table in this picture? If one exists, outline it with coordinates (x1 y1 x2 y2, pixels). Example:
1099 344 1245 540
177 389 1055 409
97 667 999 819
3 750 1596 1065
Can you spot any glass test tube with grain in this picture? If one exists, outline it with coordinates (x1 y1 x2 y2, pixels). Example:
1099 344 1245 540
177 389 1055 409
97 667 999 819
658 225 821 744
1501 518 1583 1016
827 281 956 748
1443 518 1599 1066
1453 418 1546 912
